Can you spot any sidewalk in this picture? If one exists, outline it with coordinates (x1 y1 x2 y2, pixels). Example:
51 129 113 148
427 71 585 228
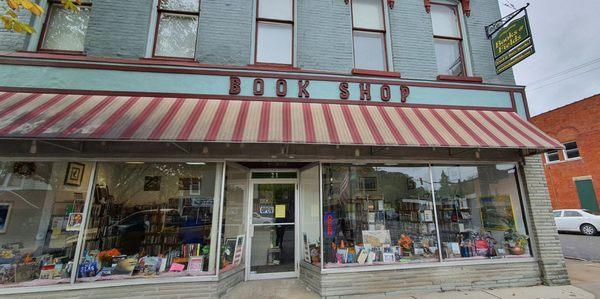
567 259 600 298
222 278 595 299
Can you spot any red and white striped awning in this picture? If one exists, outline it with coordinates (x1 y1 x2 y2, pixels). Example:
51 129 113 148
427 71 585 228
0 92 561 150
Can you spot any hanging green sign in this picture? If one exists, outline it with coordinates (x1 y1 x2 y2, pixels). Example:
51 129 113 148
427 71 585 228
491 14 535 75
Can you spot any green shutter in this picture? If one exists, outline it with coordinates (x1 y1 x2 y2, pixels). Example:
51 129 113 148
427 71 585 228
575 179 600 212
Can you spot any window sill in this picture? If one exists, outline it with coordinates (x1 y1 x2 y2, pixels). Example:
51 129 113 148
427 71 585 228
20 50 86 57
544 157 582 166
247 63 300 71
319 256 536 274
352 68 401 78
436 75 483 83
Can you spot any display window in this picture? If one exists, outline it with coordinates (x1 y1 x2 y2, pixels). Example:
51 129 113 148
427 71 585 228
78 162 222 282
322 164 439 268
0 161 93 287
432 164 531 260
219 164 248 273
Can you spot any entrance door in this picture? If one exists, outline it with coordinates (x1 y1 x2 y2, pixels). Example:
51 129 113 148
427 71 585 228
246 180 298 280
575 179 600 212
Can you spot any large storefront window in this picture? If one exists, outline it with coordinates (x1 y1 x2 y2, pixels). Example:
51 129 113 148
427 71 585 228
79 162 221 282
322 164 439 268
323 163 531 269
219 164 248 273
0 161 93 287
432 164 531 260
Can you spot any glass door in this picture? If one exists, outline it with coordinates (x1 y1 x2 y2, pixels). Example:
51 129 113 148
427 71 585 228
247 181 297 279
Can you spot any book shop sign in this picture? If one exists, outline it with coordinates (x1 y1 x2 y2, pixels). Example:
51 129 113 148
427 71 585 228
229 76 410 103
491 15 535 75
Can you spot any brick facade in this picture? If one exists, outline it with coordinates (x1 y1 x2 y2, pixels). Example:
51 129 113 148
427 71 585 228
531 94 600 210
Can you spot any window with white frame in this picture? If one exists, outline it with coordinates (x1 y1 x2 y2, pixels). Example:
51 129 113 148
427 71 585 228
255 0 294 65
39 0 92 52
351 0 387 71
430 2 466 76
153 0 200 59
563 141 580 159
545 150 560 163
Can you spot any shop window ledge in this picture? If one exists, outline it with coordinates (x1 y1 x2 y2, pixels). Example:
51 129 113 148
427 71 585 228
436 75 483 83
247 63 301 71
352 68 402 78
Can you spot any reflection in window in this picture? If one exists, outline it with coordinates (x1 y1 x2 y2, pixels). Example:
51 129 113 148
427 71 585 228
322 164 439 268
0 161 93 287
40 3 91 52
219 164 248 273
545 150 560 163
79 162 220 282
154 0 200 58
352 0 387 70
255 0 293 64
431 3 465 76
563 141 580 159
432 164 530 260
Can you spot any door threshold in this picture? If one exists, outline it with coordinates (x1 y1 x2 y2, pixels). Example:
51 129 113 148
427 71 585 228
246 272 298 281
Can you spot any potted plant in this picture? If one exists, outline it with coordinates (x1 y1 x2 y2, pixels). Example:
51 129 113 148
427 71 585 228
504 230 529 255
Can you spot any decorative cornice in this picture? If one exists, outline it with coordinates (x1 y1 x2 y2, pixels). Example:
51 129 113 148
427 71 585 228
461 0 471 16
425 0 470 16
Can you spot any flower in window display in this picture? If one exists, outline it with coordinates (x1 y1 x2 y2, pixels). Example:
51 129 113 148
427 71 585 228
98 248 121 267
398 234 413 255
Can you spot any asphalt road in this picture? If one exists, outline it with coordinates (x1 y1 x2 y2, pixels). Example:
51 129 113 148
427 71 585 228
559 232 600 261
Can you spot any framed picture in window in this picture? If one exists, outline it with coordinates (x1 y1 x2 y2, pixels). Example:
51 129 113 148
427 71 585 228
144 176 161 191
179 177 201 195
359 177 378 191
0 203 12 233
64 162 85 187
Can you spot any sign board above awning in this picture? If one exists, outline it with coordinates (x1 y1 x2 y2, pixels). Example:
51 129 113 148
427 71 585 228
487 5 536 75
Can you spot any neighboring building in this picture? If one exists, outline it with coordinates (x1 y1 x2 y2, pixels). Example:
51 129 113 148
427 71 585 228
531 94 600 212
0 0 569 298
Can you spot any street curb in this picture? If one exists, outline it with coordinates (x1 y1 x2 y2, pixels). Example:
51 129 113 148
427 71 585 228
565 256 600 263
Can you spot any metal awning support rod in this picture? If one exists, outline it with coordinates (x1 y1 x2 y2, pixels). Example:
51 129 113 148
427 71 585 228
39 140 82 153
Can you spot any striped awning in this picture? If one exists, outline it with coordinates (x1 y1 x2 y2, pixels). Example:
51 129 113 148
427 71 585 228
0 92 561 150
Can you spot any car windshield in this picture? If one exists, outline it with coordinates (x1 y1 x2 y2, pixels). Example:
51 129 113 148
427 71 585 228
583 209 600 216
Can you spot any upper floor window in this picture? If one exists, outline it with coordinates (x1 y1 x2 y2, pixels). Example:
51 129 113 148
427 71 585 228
563 141 580 159
545 150 560 163
153 0 200 59
352 0 387 71
39 1 92 52
255 0 293 65
430 2 466 76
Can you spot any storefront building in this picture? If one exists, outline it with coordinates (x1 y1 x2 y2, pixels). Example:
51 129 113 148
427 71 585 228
531 94 600 212
0 0 569 297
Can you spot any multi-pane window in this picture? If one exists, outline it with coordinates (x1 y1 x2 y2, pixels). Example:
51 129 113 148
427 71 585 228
39 1 92 52
545 150 560 163
563 141 580 159
255 0 293 65
431 3 466 76
352 0 387 70
153 0 200 59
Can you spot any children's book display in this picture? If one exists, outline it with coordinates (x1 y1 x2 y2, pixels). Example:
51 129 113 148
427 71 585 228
326 197 439 268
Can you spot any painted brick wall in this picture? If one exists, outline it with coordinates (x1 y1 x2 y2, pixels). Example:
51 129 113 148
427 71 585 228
296 0 354 73
84 0 153 58
530 94 600 210
521 155 570 285
389 0 438 80
0 1 31 52
464 0 516 85
196 0 254 66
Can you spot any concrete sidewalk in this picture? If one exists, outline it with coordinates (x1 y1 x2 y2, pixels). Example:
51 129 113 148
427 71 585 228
567 259 600 298
222 278 594 299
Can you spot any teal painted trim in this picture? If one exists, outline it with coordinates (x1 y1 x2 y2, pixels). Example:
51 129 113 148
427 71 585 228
514 93 527 118
0 65 513 109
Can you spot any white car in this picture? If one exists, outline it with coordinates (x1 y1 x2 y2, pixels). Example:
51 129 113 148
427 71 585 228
553 209 600 236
